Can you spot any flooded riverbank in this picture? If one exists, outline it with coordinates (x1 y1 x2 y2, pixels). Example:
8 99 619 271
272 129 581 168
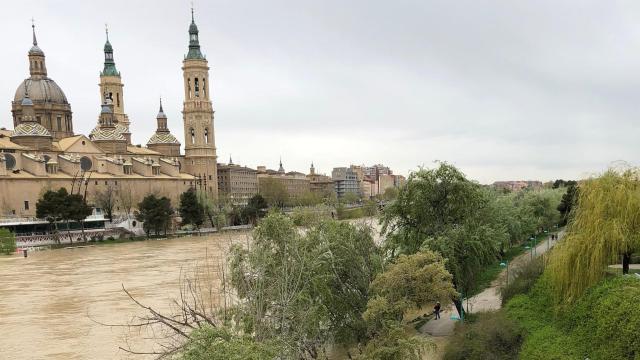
0 232 249 359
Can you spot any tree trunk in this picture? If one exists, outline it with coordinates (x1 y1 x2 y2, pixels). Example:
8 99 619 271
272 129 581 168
623 252 632 275
453 297 465 319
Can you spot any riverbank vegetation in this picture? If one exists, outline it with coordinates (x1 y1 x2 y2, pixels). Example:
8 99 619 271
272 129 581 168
111 162 569 359
0 228 16 254
444 167 640 359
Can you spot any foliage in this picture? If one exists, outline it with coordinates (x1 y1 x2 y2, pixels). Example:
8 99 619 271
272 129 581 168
503 272 640 359
93 185 117 222
381 162 490 255
0 228 16 255
259 178 289 208
36 187 68 224
240 194 269 225
500 257 545 305
135 194 174 237
65 193 92 233
180 326 282 360
290 205 331 227
557 183 578 226
567 276 640 360
179 189 205 229
337 206 364 220
362 250 455 358
356 322 429 360
548 169 640 303
363 199 379 216
366 251 457 325
229 213 383 357
381 187 399 202
295 191 324 207
552 179 577 189
443 311 525 360
341 191 361 205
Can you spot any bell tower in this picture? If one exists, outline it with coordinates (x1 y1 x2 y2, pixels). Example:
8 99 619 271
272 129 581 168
182 8 218 198
99 25 131 144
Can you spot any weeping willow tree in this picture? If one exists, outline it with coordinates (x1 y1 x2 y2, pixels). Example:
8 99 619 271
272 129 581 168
549 169 640 303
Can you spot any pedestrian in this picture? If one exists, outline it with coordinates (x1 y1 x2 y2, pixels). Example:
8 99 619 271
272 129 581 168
433 301 441 320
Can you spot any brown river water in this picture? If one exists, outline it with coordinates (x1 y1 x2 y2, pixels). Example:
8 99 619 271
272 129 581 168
0 232 249 360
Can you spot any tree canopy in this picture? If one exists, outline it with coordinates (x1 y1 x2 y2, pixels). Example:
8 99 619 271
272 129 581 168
179 189 205 229
136 194 174 236
549 169 640 303
0 229 16 255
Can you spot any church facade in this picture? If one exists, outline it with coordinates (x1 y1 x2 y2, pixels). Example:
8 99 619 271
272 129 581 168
0 13 218 219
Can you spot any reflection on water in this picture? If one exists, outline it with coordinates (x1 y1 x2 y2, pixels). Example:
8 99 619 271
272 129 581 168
0 232 248 360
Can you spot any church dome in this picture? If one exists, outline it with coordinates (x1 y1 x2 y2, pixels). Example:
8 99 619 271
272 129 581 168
14 78 69 105
147 132 180 145
12 122 51 137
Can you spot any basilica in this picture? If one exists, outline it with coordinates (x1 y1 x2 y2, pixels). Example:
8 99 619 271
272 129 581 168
0 12 218 218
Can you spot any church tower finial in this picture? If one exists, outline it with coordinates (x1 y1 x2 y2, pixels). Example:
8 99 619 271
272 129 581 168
31 18 37 46
186 4 204 59
102 24 118 76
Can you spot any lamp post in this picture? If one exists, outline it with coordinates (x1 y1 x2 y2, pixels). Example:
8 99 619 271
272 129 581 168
529 237 535 260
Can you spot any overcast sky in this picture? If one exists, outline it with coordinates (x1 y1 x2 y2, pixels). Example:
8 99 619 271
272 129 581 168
1 0 638 183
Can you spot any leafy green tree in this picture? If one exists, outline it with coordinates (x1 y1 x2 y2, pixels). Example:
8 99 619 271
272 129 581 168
557 183 578 226
381 163 488 255
258 178 289 208
36 188 68 243
136 194 174 237
361 250 456 359
0 229 16 255
229 213 382 358
381 187 399 201
549 169 640 303
179 189 205 229
341 191 361 205
241 194 268 224
181 326 283 360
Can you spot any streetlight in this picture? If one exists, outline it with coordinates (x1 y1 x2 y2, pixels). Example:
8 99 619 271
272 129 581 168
529 237 535 260
500 260 509 286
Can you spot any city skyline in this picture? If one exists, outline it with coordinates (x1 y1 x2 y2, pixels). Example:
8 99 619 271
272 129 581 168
1 1 638 183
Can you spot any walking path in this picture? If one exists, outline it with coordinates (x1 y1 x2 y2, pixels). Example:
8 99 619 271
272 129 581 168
420 231 564 337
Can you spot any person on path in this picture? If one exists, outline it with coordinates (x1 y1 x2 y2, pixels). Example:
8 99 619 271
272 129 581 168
433 302 441 320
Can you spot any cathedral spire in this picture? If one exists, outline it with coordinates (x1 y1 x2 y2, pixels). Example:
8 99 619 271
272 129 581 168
186 5 204 60
31 18 38 46
28 19 47 77
102 24 119 76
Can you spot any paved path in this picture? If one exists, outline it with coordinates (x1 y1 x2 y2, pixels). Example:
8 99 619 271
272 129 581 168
420 231 564 337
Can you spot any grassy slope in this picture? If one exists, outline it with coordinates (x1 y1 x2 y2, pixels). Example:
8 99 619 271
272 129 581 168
505 274 640 360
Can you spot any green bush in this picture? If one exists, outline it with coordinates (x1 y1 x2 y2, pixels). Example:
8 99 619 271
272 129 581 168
0 229 16 255
500 257 545 305
505 273 640 360
443 311 525 360
568 276 640 360
290 205 332 227
337 207 365 220
180 326 283 360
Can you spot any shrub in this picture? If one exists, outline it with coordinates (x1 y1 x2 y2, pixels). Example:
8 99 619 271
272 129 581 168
443 310 525 360
568 276 640 359
0 229 16 255
500 257 545 305
290 205 332 227
518 325 582 360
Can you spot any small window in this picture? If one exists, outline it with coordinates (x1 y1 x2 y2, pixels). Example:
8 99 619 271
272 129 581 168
204 128 209 143
24 201 29 210
117 93 120 107
82 140 86 145
95 180 98 185
105 181 108 185
187 78 192 98
202 78 206 97
115 181 117 185
195 78 200 97
190 128 195 144
57 116 62 130
36 116 41 124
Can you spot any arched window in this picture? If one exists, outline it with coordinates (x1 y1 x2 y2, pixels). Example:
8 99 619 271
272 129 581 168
190 128 195 144
117 93 120 107
202 78 206 97
204 128 209 143
4 154 16 170
195 78 200 97
187 78 192 99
